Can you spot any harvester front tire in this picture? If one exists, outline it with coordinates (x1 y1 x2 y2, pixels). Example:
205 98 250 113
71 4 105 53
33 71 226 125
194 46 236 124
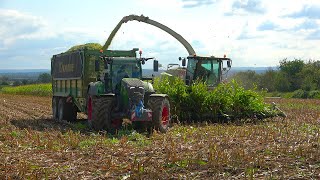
148 97 171 133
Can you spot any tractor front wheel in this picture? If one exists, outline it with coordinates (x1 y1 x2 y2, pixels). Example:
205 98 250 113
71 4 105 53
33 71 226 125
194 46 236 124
148 97 171 133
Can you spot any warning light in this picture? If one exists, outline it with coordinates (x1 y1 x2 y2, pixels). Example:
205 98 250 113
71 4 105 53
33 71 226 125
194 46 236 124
139 50 142 55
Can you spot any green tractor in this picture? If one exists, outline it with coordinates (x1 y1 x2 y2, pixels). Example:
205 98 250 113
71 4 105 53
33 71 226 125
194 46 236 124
51 48 171 133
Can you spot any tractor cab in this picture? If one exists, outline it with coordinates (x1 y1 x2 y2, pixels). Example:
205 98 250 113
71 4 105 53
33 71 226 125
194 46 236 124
98 48 157 93
108 58 142 91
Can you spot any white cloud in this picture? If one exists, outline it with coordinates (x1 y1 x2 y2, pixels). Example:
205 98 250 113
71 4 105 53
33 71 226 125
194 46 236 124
0 9 48 47
0 9 103 68
257 21 279 31
286 5 320 19
226 0 266 15
306 30 320 40
294 19 319 30
182 0 218 8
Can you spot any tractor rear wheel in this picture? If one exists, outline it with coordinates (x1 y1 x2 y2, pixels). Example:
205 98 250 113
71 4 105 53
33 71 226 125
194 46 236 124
148 97 171 133
88 96 114 132
58 98 77 121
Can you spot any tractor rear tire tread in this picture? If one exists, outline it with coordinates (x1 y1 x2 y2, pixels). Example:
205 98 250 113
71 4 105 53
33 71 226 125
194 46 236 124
90 96 114 132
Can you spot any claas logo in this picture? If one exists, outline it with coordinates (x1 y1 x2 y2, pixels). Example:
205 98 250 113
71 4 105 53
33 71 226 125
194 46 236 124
58 62 75 73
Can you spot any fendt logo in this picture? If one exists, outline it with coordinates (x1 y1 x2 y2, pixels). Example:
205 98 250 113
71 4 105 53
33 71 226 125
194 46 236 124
58 62 74 73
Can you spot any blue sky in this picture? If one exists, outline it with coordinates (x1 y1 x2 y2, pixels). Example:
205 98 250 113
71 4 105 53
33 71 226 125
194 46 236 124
0 0 319 69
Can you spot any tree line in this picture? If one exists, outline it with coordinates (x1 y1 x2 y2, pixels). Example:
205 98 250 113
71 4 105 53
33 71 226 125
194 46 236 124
0 73 51 86
231 59 320 97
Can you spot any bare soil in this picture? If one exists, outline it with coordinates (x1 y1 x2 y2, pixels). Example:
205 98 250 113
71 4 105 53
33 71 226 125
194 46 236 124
0 94 319 179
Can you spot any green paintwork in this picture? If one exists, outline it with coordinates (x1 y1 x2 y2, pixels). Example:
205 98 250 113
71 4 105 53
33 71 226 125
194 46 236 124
120 83 129 110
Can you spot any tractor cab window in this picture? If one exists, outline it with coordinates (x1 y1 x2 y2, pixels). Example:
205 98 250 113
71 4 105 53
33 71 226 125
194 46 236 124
112 61 141 91
188 58 219 86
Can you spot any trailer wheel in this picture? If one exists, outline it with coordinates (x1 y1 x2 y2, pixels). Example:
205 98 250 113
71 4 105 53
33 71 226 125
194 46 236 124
65 102 77 122
52 97 59 120
58 98 66 121
58 98 77 121
148 97 171 133
88 96 114 133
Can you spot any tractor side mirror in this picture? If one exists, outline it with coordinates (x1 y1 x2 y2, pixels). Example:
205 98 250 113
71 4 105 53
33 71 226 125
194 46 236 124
153 60 159 72
227 60 231 68
182 58 186 67
95 60 100 71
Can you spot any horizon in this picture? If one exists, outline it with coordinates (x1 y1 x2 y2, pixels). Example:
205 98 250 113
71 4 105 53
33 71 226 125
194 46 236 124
0 66 278 70
0 66 279 74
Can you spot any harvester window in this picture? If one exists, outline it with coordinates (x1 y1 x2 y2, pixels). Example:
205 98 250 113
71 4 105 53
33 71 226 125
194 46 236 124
193 60 219 86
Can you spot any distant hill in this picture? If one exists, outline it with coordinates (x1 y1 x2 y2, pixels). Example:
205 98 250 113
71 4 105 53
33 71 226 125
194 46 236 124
228 67 277 75
0 69 49 73
0 69 50 80
0 67 277 80
142 69 165 77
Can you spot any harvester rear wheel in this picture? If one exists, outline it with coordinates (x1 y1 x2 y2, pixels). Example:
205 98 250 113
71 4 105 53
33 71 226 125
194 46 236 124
88 96 114 132
148 97 171 133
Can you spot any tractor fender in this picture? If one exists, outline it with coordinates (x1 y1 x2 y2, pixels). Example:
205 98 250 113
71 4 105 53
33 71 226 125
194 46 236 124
87 81 104 96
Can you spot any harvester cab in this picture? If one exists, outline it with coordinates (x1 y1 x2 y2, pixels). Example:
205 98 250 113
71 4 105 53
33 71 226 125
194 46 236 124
183 55 232 86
